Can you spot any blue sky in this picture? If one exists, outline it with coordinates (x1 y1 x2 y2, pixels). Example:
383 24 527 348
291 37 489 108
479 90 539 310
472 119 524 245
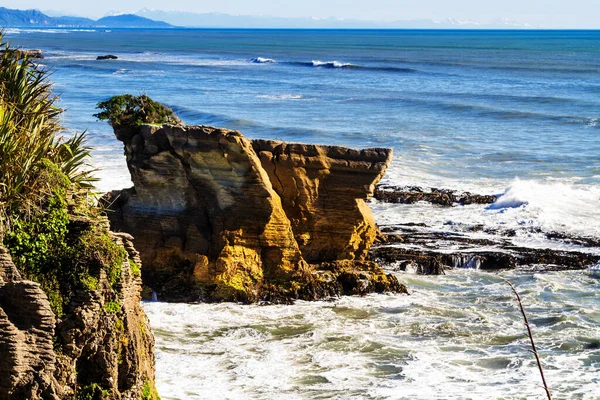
4 0 599 28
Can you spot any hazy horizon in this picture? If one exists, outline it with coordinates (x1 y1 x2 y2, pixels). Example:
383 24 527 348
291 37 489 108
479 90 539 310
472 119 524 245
2 0 600 28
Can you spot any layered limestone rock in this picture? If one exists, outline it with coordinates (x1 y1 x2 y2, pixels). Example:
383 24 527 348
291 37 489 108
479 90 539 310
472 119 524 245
105 124 406 302
0 237 157 400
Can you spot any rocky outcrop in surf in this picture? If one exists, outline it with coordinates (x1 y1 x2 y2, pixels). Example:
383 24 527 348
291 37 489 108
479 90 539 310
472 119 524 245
372 223 600 275
372 184 600 274
97 54 118 60
104 123 406 302
374 185 498 207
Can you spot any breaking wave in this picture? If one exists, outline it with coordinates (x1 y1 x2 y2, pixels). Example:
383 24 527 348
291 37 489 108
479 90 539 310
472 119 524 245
251 57 276 63
291 60 419 73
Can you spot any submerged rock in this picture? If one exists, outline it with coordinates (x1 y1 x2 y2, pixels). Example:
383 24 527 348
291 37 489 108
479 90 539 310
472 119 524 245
104 124 406 302
96 54 118 60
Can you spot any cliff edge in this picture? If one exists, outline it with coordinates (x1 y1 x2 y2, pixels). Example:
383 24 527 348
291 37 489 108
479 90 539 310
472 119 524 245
0 237 157 400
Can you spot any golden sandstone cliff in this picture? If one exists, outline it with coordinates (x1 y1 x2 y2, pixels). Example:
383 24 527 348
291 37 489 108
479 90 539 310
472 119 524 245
105 124 406 302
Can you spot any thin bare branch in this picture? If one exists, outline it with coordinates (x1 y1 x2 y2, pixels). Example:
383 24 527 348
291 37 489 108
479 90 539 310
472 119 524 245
504 278 552 400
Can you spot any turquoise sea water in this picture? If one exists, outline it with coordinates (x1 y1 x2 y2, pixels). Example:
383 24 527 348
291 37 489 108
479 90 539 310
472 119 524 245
5 28 600 399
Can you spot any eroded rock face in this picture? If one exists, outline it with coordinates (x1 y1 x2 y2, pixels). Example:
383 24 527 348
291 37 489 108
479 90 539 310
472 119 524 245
105 124 404 302
0 238 157 400
253 140 389 262
0 247 56 399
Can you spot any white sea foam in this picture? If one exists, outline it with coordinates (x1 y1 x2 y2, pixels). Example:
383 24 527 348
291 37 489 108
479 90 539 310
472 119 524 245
256 94 304 100
19 29 71 34
251 57 276 63
588 262 600 277
3 28 21 35
312 60 351 68
490 178 600 237
144 269 600 400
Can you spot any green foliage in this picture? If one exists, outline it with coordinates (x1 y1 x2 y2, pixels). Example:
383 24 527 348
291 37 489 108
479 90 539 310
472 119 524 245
142 380 161 400
0 33 97 236
77 230 126 287
103 301 121 314
94 94 180 127
4 192 126 316
81 275 99 291
139 319 146 336
0 34 130 317
6 189 69 277
76 383 110 400
129 259 141 276
114 318 124 332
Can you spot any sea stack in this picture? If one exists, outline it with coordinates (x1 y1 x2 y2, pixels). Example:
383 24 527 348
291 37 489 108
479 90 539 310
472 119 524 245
105 124 406 302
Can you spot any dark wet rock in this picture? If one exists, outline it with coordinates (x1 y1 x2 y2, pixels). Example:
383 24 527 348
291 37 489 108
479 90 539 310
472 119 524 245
374 185 497 207
256 261 407 304
458 192 498 205
545 231 600 248
14 49 43 59
96 55 118 60
371 227 600 275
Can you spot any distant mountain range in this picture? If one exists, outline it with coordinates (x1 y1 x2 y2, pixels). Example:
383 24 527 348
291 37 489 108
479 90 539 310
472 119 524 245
0 6 535 29
0 7 172 28
134 9 535 29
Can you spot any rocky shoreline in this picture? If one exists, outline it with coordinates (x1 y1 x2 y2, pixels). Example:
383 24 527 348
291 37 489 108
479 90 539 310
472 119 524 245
371 185 600 275
374 185 498 206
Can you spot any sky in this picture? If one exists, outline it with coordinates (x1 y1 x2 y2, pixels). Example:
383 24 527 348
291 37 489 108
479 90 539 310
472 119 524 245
4 0 600 28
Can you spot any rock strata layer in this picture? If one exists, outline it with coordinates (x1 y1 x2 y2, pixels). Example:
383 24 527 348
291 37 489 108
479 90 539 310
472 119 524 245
105 124 405 302
0 235 157 400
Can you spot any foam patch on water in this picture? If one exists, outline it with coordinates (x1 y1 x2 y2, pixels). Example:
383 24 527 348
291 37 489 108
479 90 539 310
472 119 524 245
490 178 600 237
256 94 305 101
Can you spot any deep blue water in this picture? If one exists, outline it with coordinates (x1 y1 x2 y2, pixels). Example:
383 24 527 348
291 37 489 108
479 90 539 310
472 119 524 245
5 29 600 188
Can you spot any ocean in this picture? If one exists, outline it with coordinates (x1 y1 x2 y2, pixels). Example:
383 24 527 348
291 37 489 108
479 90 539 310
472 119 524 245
5 28 600 399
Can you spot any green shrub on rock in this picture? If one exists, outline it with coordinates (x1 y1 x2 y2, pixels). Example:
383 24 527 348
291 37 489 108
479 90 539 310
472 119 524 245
94 94 180 127
142 380 161 400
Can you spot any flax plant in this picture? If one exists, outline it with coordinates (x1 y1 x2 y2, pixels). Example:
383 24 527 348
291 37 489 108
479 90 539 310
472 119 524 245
0 32 97 240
